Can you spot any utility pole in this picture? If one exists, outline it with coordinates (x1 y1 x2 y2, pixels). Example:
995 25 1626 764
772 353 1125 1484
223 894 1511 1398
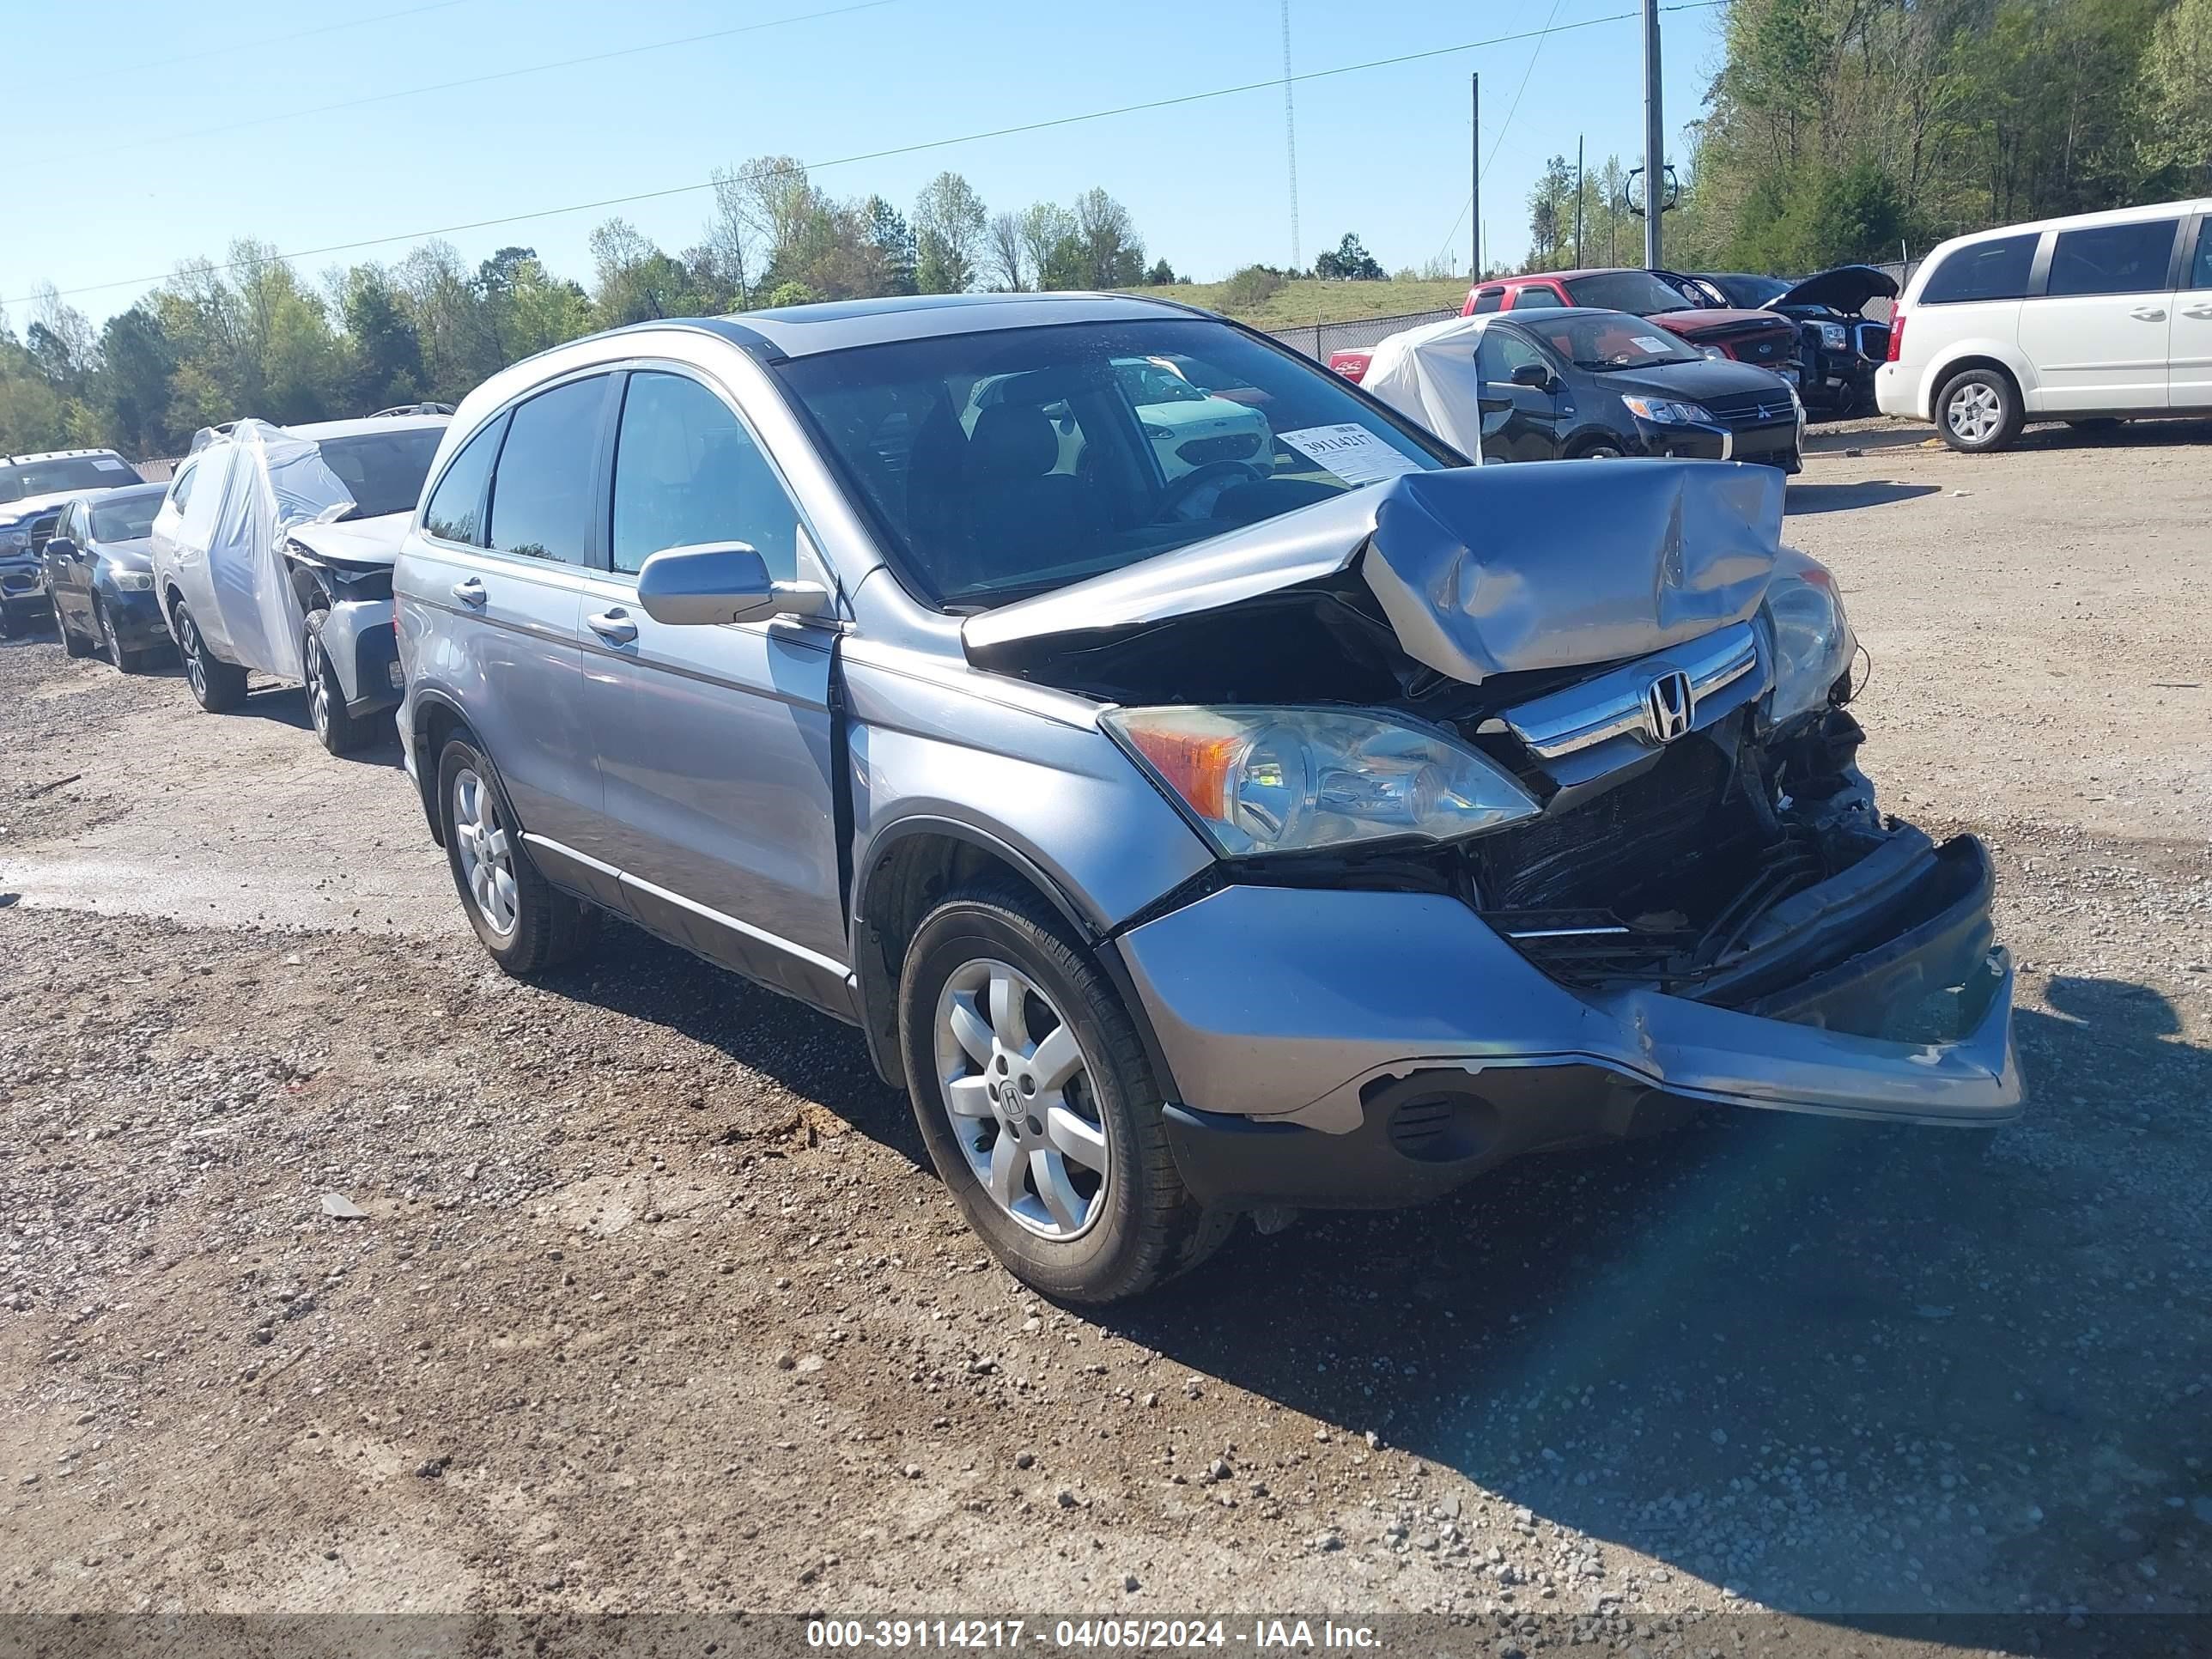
1282 0 1301 270
1469 72 1480 278
1641 0 1663 268
1575 136 1585 267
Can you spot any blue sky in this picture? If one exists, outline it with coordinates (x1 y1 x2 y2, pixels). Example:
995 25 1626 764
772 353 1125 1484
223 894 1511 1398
3 0 1726 327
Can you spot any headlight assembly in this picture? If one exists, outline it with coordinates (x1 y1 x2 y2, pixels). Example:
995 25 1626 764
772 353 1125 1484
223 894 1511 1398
2 529 28 550
1817 321 1850 350
1764 560 1855 723
111 569 155 592
1103 706 1540 857
1620 395 1716 426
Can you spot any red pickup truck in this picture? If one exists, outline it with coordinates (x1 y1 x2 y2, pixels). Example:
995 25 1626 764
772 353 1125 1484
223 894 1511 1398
1330 267 1801 386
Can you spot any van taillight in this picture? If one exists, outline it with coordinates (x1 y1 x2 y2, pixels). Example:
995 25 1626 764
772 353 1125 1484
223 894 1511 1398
1885 312 1905 362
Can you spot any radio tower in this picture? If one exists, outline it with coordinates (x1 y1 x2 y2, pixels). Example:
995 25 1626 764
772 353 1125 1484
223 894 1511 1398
1282 0 1301 270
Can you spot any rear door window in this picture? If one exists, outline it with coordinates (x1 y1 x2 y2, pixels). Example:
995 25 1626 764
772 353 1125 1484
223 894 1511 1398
1469 286 1505 313
2193 220 2212 290
487 378 611 567
2045 218 2182 297
1920 233 2039 304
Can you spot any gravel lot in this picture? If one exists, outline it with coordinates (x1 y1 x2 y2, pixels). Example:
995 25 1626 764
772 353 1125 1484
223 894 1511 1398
3 418 2209 1655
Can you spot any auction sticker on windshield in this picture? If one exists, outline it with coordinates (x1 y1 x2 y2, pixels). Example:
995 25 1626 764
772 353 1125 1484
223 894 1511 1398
1631 336 1674 354
1275 423 1425 486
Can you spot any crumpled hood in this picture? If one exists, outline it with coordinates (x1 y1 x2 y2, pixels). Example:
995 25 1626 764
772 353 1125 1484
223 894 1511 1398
964 461 1784 685
1770 264 1898 315
283 510 410 569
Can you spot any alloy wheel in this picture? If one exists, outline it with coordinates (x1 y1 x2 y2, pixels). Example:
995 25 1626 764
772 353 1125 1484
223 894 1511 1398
451 767 519 936
305 629 331 739
177 611 207 701
1947 382 2001 444
933 958 1109 1240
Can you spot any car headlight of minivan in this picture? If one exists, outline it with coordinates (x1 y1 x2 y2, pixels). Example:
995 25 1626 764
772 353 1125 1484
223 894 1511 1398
111 569 155 592
1620 395 1716 426
1103 706 1540 856
1764 562 1855 723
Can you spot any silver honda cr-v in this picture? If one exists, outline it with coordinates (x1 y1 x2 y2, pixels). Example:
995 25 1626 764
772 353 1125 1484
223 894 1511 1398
394 293 2020 1303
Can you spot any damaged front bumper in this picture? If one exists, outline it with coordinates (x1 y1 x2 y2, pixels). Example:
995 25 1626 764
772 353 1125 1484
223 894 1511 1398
1118 828 2019 1211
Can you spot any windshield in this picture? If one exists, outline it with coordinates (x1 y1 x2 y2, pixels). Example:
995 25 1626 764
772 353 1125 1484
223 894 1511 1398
91 492 161 541
775 318 1455 607
0 455 139 502
313 428 445 519
1709 273 1791 307
1510 310 1705 371
1561 270 1693 315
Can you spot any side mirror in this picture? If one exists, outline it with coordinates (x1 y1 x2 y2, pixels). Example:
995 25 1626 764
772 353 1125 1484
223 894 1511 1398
1510 362 1554 390
44 537 76 559
635 541 831 627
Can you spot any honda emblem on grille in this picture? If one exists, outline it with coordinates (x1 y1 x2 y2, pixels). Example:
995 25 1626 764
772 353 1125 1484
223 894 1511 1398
1643 670 1694 744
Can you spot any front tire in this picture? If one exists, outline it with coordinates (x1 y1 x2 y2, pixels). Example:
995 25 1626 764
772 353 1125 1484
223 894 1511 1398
302 611 366 755
896 884 1229 1304
55 595 92 658
1935 368 2022 453
435 733 597 975
93 598 142 673
172 600 248 711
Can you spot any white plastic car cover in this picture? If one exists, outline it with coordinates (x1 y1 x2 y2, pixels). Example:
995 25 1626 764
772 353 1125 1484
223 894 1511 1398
1355 313 1506 461
156 420 356 681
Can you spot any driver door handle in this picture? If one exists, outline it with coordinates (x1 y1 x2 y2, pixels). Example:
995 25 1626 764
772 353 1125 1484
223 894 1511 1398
586 607 638 646
2129 305 2167 321
450 577 487 606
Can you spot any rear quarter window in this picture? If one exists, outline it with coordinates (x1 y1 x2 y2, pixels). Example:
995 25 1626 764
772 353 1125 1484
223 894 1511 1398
1919 233 2039 304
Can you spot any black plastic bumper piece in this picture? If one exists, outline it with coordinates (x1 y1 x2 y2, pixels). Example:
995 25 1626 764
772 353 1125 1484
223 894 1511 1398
1162 1069 1699 1212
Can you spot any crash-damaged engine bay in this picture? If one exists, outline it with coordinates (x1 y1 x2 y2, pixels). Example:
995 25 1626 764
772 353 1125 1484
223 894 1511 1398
965 474 1996 1046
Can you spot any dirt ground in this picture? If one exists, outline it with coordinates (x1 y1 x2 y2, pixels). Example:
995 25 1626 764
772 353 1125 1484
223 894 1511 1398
3 417 2209 1656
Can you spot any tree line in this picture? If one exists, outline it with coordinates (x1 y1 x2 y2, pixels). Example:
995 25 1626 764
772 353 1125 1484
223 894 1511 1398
0 161 1177 463
1516 0 2210 279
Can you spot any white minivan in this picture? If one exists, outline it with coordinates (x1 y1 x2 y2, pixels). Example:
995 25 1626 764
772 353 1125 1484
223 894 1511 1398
1876 198 2212 452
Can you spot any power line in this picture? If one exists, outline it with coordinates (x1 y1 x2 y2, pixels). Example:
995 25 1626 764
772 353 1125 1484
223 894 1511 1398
1435 0 1569 267
108 0 481 78
83 0 904 161
9 5 1722 309
1432 0 1719 268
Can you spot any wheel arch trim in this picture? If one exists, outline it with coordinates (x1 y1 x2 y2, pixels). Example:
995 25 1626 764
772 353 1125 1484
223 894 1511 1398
848 812 1188 1105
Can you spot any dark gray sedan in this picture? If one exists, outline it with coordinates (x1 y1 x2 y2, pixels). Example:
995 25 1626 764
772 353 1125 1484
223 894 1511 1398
43 482 170 672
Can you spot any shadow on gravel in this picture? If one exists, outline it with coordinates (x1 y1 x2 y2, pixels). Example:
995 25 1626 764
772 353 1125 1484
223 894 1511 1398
1098 975 2210 1619
1786 480 1941 514
224 681 406 766
535 921 926 1167
2013 416 2212 453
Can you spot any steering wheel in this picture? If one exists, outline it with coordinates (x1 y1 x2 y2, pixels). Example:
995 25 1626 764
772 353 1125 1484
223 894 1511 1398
1153 460 1266 524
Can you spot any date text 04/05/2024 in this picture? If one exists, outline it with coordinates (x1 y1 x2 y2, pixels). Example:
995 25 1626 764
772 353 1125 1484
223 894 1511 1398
804 1620 1382 1650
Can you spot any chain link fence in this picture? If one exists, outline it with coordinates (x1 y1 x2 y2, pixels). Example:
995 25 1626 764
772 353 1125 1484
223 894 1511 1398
1266 307 1462 362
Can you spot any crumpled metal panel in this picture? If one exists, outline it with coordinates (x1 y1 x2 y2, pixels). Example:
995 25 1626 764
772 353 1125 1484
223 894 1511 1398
963 460 1783 685
1357 462 1782 683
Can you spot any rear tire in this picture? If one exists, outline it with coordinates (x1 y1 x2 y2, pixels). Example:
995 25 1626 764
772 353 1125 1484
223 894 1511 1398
303 611 366 756
435 732 597 976
55 595 92 658
172 600 248 712
896 882 1230 1304
1935 368 2022 453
